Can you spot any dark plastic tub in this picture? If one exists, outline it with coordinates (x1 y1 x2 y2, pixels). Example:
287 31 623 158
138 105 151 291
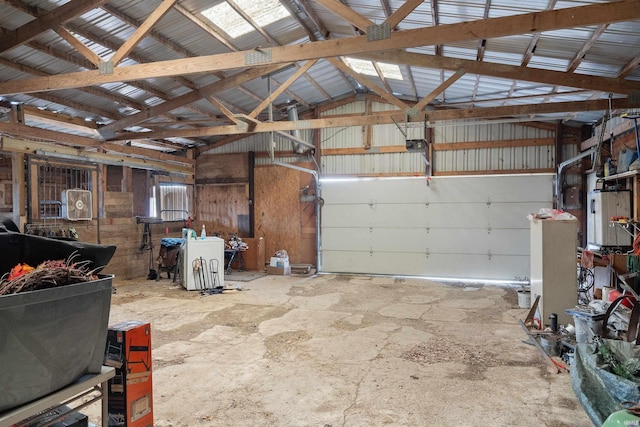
0 275 113 413
0 232 116 276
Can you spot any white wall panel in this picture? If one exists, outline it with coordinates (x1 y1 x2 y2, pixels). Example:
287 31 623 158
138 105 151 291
321 174 554 280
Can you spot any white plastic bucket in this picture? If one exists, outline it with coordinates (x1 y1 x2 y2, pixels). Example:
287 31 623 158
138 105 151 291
517 290 531 309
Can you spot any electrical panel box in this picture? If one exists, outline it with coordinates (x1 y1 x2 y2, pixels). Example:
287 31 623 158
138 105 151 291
587 191 632 248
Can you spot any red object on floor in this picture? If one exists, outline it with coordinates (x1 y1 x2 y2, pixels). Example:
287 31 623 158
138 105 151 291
609 289 636 309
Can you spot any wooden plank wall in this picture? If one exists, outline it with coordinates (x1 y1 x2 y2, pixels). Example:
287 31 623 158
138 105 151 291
23 218 184 279
0 155 11 213
196 184 247 236
104 192 133 218
254 163 317 265
196 153 250 237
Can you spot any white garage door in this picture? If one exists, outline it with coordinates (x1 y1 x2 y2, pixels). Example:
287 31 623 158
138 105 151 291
321 174 554 281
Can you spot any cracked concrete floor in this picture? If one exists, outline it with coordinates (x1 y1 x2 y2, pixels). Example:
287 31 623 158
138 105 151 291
84 274 590 426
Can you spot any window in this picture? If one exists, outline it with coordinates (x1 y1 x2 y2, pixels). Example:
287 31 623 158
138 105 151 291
36 163 92 219
153 183 193 221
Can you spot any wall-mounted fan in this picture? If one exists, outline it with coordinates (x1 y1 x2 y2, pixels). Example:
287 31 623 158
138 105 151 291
61 189 93 221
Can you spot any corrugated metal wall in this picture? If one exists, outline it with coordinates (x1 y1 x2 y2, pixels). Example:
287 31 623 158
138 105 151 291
433 120 556 173
202 100 570 176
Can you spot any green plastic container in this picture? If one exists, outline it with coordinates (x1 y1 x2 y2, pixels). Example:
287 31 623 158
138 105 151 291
0 275 113 413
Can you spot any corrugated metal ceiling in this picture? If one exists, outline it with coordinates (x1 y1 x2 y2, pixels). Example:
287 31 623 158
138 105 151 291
0 0 638 153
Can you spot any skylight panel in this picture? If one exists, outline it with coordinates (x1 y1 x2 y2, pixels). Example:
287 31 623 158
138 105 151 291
377 62 403 80
344 58 404 80
235 0 290 27
202 0 291 39
202 3 253 38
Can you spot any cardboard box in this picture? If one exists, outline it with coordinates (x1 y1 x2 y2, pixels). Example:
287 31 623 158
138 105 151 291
269 257 289 268
267 265 291 275
105 321 153 427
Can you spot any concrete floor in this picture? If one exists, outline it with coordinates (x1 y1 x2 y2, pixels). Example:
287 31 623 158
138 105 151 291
85 273 591 426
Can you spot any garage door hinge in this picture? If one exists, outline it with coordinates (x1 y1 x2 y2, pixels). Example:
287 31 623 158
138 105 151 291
486 198 491 206
425 250 430 258
487 225 492 234
488 250 492 260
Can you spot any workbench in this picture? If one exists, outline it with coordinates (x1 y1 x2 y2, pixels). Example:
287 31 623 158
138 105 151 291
0 366 115 427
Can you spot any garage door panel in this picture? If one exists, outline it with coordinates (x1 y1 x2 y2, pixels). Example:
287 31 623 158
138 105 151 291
321 175 553 280
427 175 553 203
323 203 493 228
322 250 530 280
486 203 542 228
323 175 552 205
323 227 530 256
323 202 539 229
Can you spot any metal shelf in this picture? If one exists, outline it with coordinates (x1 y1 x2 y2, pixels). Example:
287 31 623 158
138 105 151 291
0 366 115 427
610 221 640 238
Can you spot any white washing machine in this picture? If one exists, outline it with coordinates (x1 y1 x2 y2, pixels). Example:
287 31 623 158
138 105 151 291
179 237 225 291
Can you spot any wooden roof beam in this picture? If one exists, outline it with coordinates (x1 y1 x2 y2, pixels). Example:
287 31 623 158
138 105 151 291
0 0 109 53
414 69 466 111
107 97 635 140
355 50 640 96
329 58 410 111
314 0 374 32
1 0 639 95
249 60 317 119
566 24 609 73
385 0 425 29
618 54 640 79
54 27 101 67
98 63 292 137
109 0 178 67
174 4 238 52
520 0 557 67
0 122 195 166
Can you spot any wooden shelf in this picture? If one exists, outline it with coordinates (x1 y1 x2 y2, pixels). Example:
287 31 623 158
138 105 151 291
602 169 640 181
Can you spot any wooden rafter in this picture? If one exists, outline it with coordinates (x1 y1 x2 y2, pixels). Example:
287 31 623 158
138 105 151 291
314 0 375 32
385 0 425 29
0 122 196 165
174 4 238 51
10 2 212 127
354 50 640 96
566 24 609 73
443 89 592 107
107 97 635 141
0 0 109 53
109 0 178 66
618 54 640 79
472 0 492 101
521 0 557 67
4 0 633 96
329 58 410 110
54 27 101 67
298 0 329 38
203 95 241 125
1 136 193 175
249 60 318 119
414 69 466 111
99 63 292 136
